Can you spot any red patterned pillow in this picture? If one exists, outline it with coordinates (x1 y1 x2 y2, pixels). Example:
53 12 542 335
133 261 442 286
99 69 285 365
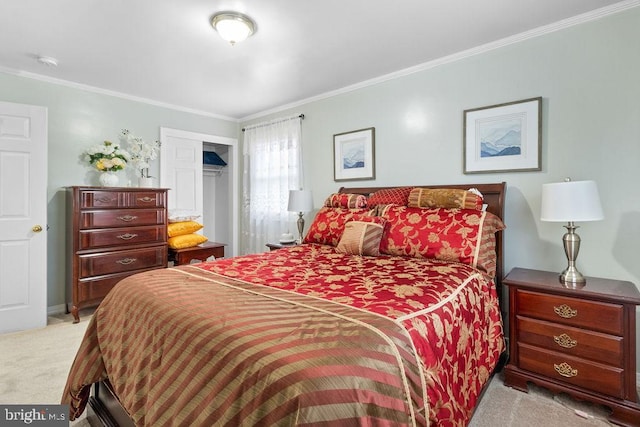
335 220 386 256
367 187 413 208
324 193 368 209
378 206 505 276
407 188 483 210
303 207 377 246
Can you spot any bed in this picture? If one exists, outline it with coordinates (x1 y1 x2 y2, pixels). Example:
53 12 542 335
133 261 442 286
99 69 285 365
62 182 507 426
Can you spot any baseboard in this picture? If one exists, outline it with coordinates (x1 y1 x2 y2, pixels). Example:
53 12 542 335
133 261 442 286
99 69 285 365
47 304 66 315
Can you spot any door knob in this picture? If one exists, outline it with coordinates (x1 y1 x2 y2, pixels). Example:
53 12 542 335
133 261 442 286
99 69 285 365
32 225 43 233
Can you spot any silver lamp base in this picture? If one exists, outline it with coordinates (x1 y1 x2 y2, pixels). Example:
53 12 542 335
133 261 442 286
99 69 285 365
559 222 586 288
296 212 305 244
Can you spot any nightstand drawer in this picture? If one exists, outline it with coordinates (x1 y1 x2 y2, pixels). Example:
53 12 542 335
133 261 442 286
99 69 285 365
517 316 623 367
518 343 624 398
516 290 623 335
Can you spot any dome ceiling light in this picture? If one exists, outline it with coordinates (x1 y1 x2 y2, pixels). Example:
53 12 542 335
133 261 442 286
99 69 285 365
210 12 256 46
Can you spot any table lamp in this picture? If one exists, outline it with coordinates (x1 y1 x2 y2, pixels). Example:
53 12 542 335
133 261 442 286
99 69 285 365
540 178 604 286
288 190 313 243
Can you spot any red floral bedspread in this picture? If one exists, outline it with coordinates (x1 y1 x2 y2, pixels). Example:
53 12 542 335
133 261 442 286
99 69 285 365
198 244 505 425
62 243 503 426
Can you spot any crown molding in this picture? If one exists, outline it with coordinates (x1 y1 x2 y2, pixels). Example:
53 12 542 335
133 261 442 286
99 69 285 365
0 66 238 122
241 0 640 122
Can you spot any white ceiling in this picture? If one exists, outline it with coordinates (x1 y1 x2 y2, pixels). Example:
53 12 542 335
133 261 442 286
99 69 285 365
0 0 633 120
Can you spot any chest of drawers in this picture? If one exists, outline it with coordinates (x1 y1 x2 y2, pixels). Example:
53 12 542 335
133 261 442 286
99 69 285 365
503 268 640 426
67 187 168 322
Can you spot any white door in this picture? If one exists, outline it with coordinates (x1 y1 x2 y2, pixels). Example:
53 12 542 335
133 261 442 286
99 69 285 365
160 131 203 217
160 127 239 256
0 101 47 333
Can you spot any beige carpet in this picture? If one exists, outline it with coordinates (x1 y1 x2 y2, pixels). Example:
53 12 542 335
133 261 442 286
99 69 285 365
0 310 625 426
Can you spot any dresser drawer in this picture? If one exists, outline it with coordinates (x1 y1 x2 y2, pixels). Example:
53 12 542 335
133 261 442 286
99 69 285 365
77 271 134 304
517 316 623 367
516 290 623 335
78 226 166 250
79 209 166 228
517 343 624 398
80 190 166 208
79 246 167 278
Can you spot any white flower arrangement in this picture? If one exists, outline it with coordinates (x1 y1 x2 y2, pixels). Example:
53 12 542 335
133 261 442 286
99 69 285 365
121 129 161 178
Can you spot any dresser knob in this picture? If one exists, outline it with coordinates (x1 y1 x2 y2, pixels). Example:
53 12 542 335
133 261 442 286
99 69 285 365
554 304 577 319
117 215 138 222
138 197 156 203
554 333 577 349
554 362 578 378
116 258 137 265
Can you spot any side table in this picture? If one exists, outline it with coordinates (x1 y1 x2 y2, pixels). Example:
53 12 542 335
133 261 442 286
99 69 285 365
503 267 640 426
266 242 298 251
168 242 226 266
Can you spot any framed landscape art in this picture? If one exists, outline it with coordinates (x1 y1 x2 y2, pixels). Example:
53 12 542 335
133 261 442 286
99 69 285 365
463 97 542 174
333 127 375 181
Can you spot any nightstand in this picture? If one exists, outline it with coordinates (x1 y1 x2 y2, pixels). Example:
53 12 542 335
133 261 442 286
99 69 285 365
168 242 226 266
503 268 640 426
266 242 298 251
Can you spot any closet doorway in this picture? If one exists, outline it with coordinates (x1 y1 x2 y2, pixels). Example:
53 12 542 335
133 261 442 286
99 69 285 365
160 127 238 257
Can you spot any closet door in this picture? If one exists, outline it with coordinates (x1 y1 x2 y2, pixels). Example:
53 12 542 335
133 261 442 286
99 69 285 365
159 128 203 216
159 127 239 257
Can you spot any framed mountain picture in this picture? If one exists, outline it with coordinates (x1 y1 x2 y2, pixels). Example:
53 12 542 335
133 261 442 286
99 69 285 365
333 127 375 181
463 97 541 174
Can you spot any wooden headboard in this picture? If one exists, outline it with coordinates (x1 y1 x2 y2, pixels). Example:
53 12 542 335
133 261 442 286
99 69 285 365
338 182 507 295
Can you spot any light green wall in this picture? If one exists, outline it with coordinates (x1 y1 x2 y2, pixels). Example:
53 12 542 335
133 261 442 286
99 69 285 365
0 72 238 309
242 8 640 363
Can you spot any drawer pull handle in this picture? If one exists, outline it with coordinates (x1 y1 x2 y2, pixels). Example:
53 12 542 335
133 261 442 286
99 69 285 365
117 233 138 240
554 362 578 378
117 215 138 222
554 304 577 319
138 197 156 203
554 333 577 349
116 258 137 265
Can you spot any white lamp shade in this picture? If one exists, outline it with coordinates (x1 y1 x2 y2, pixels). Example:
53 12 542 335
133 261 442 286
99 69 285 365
540 180 604 222
288 190 313 213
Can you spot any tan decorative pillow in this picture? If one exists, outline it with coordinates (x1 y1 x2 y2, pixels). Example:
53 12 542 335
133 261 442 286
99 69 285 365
167 221 204 237
168 233 208 249
407 188 483 210
335 221 385 256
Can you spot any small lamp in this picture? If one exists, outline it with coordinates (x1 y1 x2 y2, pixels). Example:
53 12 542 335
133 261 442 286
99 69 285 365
540 178 604 286
288 190 313 244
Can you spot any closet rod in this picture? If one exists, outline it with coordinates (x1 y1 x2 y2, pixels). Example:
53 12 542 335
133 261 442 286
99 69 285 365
242 114 304 132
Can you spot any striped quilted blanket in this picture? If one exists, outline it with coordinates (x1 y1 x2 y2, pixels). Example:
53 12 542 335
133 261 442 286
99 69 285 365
63 244 504 426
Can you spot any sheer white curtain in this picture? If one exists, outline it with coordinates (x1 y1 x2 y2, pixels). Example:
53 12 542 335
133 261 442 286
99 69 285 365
242 116 303 254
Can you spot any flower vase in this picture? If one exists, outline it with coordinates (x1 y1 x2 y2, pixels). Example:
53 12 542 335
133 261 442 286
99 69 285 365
138 177 153 188
99 171 119 187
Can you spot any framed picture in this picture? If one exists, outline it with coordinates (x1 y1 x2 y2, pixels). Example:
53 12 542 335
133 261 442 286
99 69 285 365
463 97 542 174
333 127 375 181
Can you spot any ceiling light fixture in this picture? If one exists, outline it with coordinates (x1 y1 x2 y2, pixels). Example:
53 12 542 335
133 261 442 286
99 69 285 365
210 12 256 45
